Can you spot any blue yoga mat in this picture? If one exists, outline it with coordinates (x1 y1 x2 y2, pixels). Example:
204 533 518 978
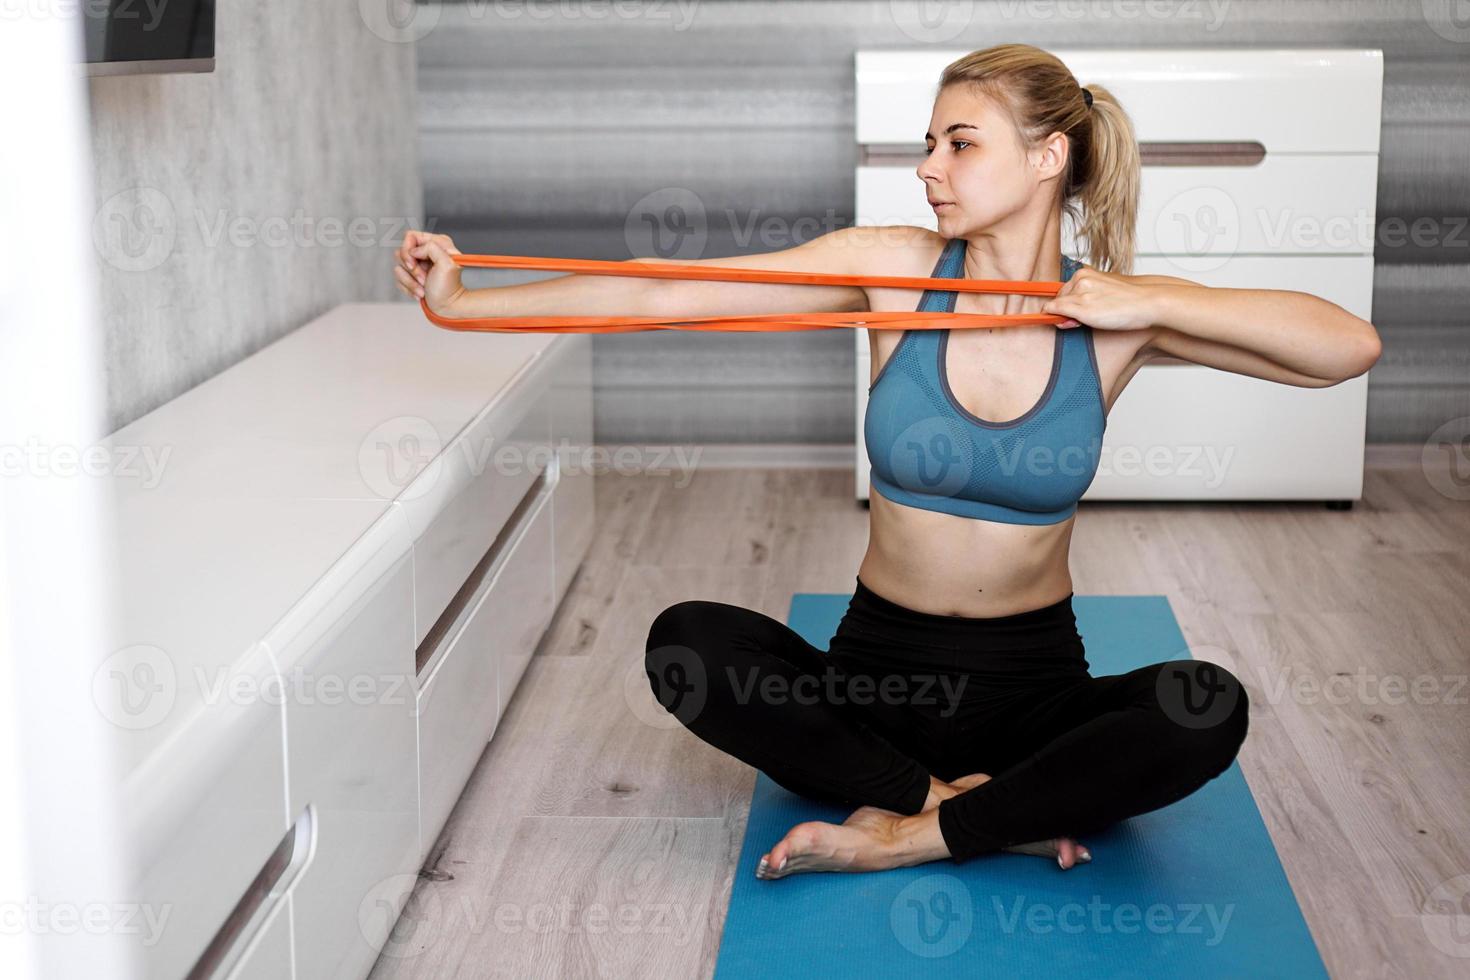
713 593 1326 979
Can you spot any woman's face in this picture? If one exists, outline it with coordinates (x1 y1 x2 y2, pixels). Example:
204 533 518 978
918 85 1053 235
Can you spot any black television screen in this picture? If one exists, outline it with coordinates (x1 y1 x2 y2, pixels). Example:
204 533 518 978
82 0 215 76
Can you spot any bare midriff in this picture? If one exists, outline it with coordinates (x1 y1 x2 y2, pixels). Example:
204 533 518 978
857 484 1077 618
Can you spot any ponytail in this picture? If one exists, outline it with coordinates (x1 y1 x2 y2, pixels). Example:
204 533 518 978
938 44 1141 274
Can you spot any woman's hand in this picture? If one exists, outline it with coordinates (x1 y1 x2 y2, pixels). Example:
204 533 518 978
1040 266 1167 332
394 230 465 317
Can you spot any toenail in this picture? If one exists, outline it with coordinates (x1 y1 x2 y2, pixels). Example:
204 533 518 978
778 856 788 871
1057 854 1066 869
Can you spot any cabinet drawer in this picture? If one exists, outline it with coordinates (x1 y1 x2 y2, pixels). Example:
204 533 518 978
123 643 287 980
415 467 557 856
397 364 554 649
263 506 419 980
188 811 311 980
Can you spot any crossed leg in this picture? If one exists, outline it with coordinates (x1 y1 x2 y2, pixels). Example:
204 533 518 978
757 658 1251 876
644 600 1149 875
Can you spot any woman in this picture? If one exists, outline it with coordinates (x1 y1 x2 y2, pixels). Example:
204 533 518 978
394 44 1381 878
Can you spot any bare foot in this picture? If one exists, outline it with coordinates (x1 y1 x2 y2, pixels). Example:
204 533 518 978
755 805 948 879
921 775 960 812
941 772 1092 870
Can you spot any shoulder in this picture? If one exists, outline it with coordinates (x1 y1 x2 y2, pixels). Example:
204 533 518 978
841 224 947 280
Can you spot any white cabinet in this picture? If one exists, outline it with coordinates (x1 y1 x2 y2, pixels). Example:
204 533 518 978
101 303 594 979
854 48 1382 503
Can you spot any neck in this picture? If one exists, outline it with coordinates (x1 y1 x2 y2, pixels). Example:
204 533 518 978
958 206 1065 285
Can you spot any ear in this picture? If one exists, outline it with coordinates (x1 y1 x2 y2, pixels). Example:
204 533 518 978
1035 130 1071 182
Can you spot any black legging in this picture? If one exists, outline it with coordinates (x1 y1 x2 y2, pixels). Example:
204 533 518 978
643 576 1249 863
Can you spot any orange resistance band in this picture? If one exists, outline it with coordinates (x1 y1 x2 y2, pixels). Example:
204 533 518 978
417 252 1072 334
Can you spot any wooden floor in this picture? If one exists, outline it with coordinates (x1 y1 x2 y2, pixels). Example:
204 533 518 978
368 457 1470 980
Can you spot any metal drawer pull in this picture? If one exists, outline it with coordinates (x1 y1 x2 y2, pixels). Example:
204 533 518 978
415 463 554 676
859 140 1266 168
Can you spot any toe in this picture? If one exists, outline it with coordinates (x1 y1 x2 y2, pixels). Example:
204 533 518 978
760 839 795 879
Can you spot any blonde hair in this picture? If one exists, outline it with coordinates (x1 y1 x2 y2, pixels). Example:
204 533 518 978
937 43 1140 275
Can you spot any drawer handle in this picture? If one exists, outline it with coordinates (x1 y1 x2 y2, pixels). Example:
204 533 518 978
415 464 553 675
860 140 1266 168
185 806 313 980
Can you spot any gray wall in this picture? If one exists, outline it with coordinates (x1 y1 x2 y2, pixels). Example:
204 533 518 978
418 0 1469 445
89 0 423 433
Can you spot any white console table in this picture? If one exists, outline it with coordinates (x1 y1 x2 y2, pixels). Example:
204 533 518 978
96 303 593 979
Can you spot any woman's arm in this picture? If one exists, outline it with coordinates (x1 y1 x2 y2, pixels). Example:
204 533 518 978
394 227 876 322
1141 276 1382 386
1041 269 1383 387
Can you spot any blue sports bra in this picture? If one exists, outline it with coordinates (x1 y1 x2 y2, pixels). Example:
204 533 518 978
864 238 1107 525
